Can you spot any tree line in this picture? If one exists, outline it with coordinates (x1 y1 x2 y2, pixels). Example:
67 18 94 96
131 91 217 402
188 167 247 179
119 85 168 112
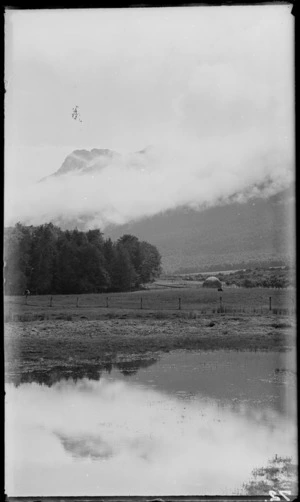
221 267 294 289
174 266 294 289
4 223 162 295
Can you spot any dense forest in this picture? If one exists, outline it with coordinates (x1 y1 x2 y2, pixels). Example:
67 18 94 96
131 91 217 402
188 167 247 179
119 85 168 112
4 223 162 295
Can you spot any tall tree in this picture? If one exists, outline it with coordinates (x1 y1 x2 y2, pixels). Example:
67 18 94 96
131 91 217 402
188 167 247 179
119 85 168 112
54 237 80 294
4 224 30 294
118 234 143 285
77 242 109 292
103 238 115 289
110 243 137 291
29 223 59 294
86 229 105 250
139 241 162 284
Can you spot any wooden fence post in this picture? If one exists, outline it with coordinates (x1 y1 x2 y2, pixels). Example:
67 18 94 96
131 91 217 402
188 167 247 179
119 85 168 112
76 297 79 308
269 297 272 312
106 297 109 308
140 298 143 309
50 296 53 307
178 297 181 310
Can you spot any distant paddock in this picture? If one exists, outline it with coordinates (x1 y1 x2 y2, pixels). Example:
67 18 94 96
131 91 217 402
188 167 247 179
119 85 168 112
4 286 296 322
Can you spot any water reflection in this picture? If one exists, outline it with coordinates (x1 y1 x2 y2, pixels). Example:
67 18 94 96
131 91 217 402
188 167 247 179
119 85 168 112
117 350 296 417
10 356 159 386
115 357 158 376
57 432 114 460
6 375 297 496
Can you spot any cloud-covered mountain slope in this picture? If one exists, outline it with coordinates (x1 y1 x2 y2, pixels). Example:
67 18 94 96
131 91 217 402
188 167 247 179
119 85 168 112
13 146 295 273
105 188 295 273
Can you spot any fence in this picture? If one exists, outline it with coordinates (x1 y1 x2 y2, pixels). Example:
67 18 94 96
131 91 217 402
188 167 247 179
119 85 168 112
4 294 296 318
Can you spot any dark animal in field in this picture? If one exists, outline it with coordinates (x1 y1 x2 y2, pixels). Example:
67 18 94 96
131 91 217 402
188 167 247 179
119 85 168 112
218 288 223 291
24 289 30 297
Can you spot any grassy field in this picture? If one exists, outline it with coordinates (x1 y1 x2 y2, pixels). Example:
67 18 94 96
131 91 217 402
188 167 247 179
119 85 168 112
4 286 296 385
4 286 296 322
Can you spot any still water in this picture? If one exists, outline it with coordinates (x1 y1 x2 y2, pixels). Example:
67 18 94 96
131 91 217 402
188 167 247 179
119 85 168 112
5 350 297 496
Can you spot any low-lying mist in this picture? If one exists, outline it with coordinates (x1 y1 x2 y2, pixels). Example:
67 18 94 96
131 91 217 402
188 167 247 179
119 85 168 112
5 132 294 230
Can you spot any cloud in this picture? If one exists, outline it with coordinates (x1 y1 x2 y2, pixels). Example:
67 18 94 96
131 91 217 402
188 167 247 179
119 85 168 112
5 131 294 230
4 6 294 228
5 378 297 496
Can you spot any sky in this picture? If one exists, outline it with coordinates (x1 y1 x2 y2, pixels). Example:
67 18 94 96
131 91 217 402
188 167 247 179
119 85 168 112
5 5 295 228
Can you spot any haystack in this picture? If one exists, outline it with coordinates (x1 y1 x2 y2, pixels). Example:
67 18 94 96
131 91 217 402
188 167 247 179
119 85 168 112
202 276 222 288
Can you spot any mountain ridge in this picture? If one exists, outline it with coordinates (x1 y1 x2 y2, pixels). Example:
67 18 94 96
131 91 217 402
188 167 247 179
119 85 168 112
38 147 295 273
39 147 153 182
105 188 295 273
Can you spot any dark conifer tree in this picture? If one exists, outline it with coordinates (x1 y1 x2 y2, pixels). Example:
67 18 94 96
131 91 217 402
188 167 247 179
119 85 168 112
4 223 162 294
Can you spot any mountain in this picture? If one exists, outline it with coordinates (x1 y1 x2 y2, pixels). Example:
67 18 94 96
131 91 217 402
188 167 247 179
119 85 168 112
105 187 295 273
39 148 295 273
40 149 121 181
40 147 151 181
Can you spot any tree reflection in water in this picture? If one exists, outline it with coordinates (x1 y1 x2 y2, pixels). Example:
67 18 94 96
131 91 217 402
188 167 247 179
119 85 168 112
12 356 159 386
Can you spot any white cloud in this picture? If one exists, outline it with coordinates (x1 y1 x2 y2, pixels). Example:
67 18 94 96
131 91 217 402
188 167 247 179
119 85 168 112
4 5 294 228
5 378 297 495
5 130 294 229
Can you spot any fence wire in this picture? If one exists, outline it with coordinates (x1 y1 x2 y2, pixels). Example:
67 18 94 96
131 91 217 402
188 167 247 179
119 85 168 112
4 294 296 321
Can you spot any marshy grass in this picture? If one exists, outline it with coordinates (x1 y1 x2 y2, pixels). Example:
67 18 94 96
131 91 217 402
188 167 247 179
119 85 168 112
4 311 73 322
4 310 296 386
242 455 298 495
270 321 293 329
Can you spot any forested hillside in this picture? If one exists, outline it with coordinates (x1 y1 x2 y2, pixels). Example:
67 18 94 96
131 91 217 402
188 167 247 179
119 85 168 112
4 223 161 295
106 187 295 272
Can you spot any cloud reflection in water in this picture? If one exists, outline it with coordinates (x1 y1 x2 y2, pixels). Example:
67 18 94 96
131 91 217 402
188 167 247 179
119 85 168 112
5 377 296 496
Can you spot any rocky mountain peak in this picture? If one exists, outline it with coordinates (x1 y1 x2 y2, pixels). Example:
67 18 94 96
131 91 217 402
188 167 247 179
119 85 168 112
40 148 121 181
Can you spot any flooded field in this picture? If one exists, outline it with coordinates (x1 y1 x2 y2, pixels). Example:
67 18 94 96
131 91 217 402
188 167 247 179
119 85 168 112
5 349 297 496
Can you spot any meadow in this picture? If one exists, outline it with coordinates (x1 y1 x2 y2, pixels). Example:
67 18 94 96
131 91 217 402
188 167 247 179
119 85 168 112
4 285 296 322
4 285 296 385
